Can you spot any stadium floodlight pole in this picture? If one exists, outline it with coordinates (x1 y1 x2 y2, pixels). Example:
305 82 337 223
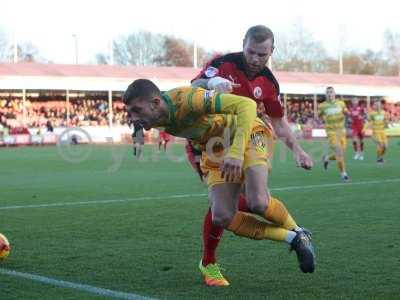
72 34 78 64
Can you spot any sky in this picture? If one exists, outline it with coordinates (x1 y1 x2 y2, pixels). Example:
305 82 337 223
1 0 399 64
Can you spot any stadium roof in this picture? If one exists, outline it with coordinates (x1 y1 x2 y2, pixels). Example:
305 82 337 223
0 63 400 99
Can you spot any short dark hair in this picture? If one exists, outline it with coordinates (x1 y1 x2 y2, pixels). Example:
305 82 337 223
244 25 274 45
123 79 161 105
326 86 334 91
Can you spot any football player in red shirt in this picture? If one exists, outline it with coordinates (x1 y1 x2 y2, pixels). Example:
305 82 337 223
190 25 314 286
349 98 367 160
158 130 171 152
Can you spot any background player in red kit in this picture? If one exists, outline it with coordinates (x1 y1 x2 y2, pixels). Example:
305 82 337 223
190 25 314 286
349 98 367 160
158 130 171 152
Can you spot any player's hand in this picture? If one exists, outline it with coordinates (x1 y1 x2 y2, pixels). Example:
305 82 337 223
293 149 313 170
220 157 243 182
207 76 240 93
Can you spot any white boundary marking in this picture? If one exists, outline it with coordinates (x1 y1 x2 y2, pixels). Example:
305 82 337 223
0 193 206 210
0 178 399 211
271 178 400 191
0 268 156 300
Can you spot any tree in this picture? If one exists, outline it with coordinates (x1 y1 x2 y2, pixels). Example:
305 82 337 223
96 32 214 68
15 42 42 62
383 29 400 75
273 20 330 72
341 50 393 76
1 41 43 63
342 52 363 74
95 53 109 65
111 31 165 66
155 36 191 67
0 27 44 63
0 28 9 62
155 36 216 67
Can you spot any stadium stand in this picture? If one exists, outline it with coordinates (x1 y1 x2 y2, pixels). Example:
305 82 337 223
0 63 399 146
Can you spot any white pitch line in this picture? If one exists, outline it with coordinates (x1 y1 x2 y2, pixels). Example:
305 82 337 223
270 178 400 191
0 178 399 211
0 193 206 210
0 268 156 300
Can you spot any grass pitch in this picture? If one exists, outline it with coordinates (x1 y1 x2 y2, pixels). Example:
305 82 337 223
0 138 399 300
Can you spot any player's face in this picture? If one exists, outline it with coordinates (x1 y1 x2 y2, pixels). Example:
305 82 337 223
373 101 381 110
352 98 359 106
243 37 274 75
126 98 162 130
326 88 336 101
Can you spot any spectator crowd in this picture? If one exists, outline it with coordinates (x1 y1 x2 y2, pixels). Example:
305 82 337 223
1 96 399 134
0 98 129 132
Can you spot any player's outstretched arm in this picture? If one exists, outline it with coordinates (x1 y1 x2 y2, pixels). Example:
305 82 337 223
192 77 240 93
189 89 257 179
191 79 209 89
190 90 257 160
270 116 313 170
216 94 257 159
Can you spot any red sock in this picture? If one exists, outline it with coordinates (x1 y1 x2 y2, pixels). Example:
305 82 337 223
202 208 224 265
202 195 249 265
238 194 249 212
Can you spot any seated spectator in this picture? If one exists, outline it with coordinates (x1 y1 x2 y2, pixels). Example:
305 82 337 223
46 120 54 132
286 99 315 125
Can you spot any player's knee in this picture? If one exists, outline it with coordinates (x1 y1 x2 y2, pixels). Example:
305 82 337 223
212 212 234 228
246 190 268 214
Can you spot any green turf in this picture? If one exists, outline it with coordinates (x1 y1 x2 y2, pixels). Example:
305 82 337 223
0 139 399 300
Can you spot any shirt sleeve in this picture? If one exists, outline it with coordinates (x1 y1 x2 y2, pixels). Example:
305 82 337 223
191 56 221 82
190 88 257 160
264 94 284 118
